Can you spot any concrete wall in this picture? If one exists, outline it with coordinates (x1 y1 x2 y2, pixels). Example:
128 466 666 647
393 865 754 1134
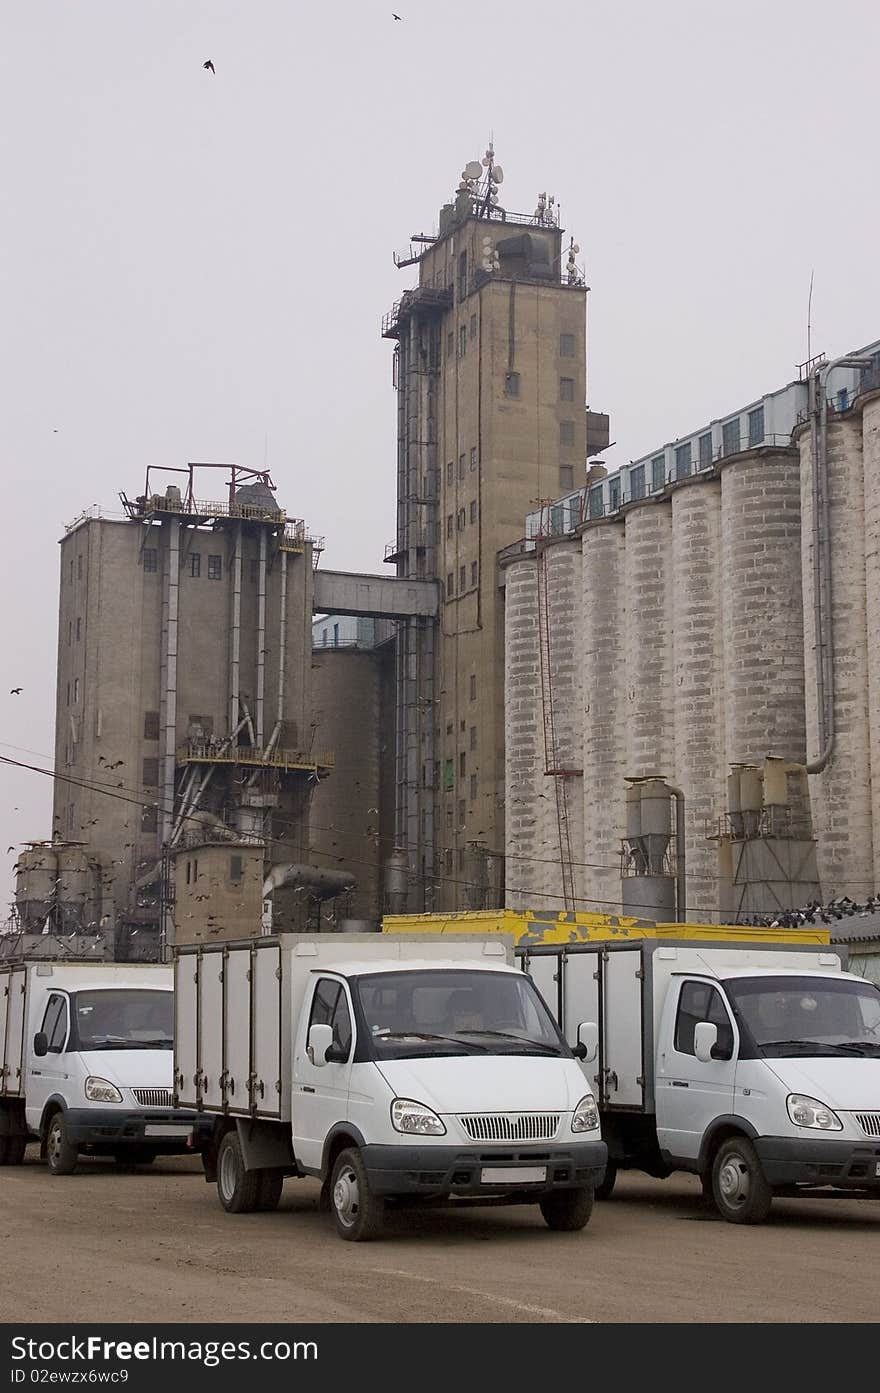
172 842 263 945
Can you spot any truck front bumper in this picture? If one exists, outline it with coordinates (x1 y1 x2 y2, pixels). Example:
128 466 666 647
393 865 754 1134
360 1140 607 1198
755 1135 880 1191
64 1109 213 1153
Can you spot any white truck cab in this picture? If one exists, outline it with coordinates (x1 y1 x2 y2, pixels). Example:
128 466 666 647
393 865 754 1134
0 961 210 1173
519 938 880 1223
175 934 606 1240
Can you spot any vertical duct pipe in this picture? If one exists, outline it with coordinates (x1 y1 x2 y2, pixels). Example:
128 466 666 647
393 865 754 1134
667 783 687 923
160 517 180 846
229 522 242 738
256 528 267 748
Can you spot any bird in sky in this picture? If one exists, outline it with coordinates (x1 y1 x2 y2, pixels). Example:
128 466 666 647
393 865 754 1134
203 59 215 73
10 687 22 695
7 846 14 854
392 11 403 18
109 760 124 769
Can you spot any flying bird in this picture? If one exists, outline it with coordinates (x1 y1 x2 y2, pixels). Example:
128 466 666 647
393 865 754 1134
7 847 14 854
10 687 22 695
392 11 403 18
203 59 215 73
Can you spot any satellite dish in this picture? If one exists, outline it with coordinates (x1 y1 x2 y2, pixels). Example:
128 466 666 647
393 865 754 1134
491 166 504 184
465 160 483 180
572 244 580 254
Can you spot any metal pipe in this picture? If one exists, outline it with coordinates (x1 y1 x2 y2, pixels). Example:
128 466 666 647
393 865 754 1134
265 548 288 758
803 354 872 772
160 518 180 846
229 523 242 737
666 783 687 923
256 529 267 747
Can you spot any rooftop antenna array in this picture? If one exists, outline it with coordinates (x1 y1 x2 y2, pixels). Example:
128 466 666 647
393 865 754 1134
457 140 505 220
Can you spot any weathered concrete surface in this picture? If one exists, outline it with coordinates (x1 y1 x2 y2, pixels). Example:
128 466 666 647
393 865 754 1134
314 570 439 619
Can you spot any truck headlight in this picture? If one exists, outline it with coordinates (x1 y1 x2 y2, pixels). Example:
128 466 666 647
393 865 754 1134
786 1093 842 1131
572 1094 599 1133
391 1098 446 1136
85 1076 123 1104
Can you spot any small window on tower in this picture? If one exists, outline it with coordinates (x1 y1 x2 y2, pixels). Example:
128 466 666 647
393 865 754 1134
471 560 478 587
446 514 453 539
142 757 159 787
458 453 466 480
469 673 477 701
560 420 575 447
446 461 453 485
208 555 222 580
459 325 467 358
459 564 466 591
559 464 574 491
143 548 158 573
560 333 575 358
230 855 243 883
76 617 81 641
504 371 520 398
459 751 466 777
560 377 575 402
458 250 468 300
470 725 477 751
141 805 158 834
458 799 466 826
469 314 477 339
444 759 454 792
457 508 466 530
144 710 160 740
469 773 477 800
190 553 201 578
470 447 478 471
447 572 454 597
469 500 477 523
447 331 454 358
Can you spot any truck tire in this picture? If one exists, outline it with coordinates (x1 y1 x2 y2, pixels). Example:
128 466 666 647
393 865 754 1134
539 1185 594 1231
45 1112 79 1176
256 1170 284 1212
595 1160 617 1200
711 1137 773 1224
330 1147 385 1242
216 1131 261 1214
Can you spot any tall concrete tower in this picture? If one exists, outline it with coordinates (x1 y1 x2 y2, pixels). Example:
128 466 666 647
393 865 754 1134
382 148 598 911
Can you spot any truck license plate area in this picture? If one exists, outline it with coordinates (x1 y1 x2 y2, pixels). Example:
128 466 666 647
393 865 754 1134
144 1124 191 1138
480 1166 547 1185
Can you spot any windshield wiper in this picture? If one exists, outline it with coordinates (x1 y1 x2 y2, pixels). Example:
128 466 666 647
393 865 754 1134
454 1030 563 1055
373 1031 489 1053
86 1037 172 1050
761 1039 860 1055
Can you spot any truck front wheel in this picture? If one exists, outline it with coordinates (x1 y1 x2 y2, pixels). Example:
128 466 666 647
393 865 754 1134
330 1147 385 1241
45 1112 78 1176
711 1137 772 1224
217 1131 261 1214
539 1185 594 1231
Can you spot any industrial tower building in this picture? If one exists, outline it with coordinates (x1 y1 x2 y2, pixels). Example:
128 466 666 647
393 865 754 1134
13 464 346 958
380 148 606 912
503 342 880 923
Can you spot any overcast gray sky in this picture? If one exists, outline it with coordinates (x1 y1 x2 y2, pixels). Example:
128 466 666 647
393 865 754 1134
2 1 878 907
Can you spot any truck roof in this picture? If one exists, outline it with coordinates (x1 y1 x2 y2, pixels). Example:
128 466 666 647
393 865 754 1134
705 965 864 984
311 959 519 979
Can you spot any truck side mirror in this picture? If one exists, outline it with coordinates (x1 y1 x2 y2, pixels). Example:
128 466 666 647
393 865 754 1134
307 1023 333 1067
693 1022 718 1063
575 1022 599 1063
33 1032 48 1058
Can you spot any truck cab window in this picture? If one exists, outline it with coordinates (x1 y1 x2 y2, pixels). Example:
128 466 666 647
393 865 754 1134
41 995 68 1053
674 982 734 1060
309 978 352 1060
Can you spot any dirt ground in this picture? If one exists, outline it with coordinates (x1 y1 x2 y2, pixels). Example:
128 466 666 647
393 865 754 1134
2 1146 878 1323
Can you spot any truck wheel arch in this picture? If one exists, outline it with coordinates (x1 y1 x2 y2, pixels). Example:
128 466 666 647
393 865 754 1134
698 1116 759 1176
322 1124 368 1181
38 1098 68 1156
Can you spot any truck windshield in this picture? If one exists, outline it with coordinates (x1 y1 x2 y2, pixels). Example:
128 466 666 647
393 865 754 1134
725 975 880 1057
354 970 568 1060
70 990 173 1050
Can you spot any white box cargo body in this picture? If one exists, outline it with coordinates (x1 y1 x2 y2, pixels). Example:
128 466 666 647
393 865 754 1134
0 960 209 1172
517 937 880 1222
174 933 607 1240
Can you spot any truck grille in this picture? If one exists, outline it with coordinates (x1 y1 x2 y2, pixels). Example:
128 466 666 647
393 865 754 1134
853 1112 880 1138
458 1112 560 1142
133 1088 174 1108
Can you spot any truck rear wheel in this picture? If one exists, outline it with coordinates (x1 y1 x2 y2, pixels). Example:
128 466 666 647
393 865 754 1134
539 1185 594 1231
45 1112 78 1176
711 1137 772 1224
217 1131 261 1214
330 1147 385 1241
595 1160 617 1200
256 1170 284 1212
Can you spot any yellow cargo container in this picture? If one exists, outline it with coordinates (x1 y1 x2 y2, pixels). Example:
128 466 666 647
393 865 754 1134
381 908 831 948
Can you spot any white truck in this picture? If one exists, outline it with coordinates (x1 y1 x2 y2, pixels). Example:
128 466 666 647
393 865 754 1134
173 933 607 1240
0 961 210 1174
519 936 880 1223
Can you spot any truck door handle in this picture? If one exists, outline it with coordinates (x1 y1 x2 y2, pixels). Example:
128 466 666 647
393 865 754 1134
671 1081 689 1088
301 1085 315 1094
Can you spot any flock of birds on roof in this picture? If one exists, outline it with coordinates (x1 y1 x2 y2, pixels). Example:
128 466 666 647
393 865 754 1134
741 896 880 929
